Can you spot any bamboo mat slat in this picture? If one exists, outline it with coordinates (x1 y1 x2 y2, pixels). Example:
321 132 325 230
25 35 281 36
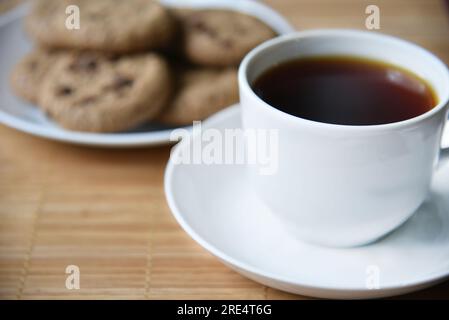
1 0 449 299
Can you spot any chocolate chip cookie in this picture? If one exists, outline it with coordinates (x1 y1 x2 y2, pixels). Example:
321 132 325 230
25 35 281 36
39 52 172 132
158 66 238 125
26 0 176 53
175 9 277 67
10 49 60 104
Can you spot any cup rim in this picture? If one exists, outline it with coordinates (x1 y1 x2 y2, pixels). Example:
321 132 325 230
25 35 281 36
238 29 449 131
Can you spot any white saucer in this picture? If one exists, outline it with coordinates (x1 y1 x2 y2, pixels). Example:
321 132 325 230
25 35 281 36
0 1 294 147
165 105 449 299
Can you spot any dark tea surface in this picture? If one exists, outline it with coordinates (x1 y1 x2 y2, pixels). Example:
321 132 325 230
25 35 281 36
252 56 437 125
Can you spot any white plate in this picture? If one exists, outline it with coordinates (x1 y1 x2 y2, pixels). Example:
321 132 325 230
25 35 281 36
0 1 294 147
165 105 449 299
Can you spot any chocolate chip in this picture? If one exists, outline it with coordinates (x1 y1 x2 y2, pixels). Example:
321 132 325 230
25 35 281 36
69 55 98 72
221 39 233 48
107 55 121 63
28 61 38 71
191 19 205 30
188 17 216 37
75 96 97 106
56 86 73 96
112 75 134 89
102 74 134 93
116 76 133 88
187 13 203 26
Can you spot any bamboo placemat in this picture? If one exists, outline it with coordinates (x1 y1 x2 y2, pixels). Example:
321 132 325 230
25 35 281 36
1 0 449 299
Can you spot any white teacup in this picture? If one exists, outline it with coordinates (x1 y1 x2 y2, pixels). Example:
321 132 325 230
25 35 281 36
239 29 449 247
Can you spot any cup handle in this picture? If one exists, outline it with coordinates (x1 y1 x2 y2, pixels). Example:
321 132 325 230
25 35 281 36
440 119 449 160
443 117 449 146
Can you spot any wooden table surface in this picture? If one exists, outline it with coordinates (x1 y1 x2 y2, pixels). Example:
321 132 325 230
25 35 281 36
1 0 449 300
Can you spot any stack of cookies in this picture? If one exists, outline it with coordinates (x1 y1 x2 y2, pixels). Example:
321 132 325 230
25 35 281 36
10 0 277 132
